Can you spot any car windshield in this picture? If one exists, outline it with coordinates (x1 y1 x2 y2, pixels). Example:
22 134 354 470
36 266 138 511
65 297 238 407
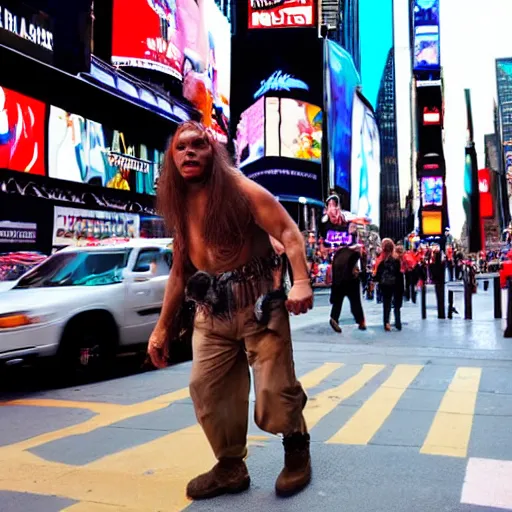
14 250 130 289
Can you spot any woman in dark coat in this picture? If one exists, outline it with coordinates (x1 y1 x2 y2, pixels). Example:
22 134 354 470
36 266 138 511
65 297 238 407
376 238 404 331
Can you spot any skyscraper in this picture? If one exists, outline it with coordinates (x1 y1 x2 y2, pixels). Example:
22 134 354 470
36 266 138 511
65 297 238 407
376 48 404 239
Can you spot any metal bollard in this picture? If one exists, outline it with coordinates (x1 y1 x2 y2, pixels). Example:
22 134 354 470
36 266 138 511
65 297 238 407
448 290 454 320
464 278 472 320
438 283 446 319
505 279 512 338
494 276 502 319
421 284 427 319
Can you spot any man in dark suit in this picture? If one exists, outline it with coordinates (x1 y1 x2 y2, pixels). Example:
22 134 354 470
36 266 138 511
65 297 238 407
329 243 367 333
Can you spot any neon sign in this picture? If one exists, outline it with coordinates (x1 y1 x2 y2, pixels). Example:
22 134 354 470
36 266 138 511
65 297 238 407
248 0 315 30
254 70 309 99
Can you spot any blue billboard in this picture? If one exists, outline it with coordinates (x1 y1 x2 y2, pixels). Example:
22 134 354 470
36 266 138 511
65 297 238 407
325 40 360 193
413 0 440 70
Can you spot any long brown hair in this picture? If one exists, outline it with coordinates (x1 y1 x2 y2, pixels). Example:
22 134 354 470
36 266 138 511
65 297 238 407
375 238 396 270
157 121 253 265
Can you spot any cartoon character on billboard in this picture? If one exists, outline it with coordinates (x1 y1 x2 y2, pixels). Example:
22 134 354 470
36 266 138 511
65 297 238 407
295 104 322 161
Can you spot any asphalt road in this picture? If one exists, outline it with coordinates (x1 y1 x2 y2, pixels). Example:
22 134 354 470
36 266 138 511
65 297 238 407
1 285 512 512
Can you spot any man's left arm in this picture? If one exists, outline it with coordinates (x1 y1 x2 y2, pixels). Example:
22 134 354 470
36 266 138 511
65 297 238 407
240 177 312 314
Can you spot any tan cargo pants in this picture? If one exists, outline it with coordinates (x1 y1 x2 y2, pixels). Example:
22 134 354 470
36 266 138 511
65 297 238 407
189 301 308 460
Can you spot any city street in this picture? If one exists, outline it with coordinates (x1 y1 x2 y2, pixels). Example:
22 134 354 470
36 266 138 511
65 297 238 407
1 287 512 512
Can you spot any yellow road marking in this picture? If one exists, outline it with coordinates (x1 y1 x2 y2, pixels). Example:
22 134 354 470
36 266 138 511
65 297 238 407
0 362 343 511
420 367 482 457
299 362 344 389
304 364 385 430
0 398 122 414
0 387 190 453
326 364 424 445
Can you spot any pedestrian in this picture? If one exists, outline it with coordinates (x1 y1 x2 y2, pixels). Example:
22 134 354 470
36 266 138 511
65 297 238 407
146 121 313 500
376 238 404 331
329 243 367 333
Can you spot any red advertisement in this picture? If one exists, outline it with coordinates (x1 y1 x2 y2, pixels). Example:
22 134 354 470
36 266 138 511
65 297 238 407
478 168 494 219
0 86 46 175
111 0 231 142
248 0 316 29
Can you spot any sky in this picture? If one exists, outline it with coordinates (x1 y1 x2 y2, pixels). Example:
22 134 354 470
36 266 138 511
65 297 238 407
358 0 512 239
441 0 512 238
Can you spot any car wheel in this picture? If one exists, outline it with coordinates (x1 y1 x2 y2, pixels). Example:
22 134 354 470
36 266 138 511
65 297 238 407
58 315 117 381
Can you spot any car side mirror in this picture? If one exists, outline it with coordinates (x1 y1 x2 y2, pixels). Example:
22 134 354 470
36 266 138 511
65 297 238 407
135 264 151 273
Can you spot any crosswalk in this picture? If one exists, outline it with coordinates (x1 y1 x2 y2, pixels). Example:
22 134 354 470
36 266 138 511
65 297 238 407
296 362 481 458
0 360 495 511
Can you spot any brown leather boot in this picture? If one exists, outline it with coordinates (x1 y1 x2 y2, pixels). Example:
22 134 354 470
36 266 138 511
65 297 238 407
186 458 250 500
275 432 311 497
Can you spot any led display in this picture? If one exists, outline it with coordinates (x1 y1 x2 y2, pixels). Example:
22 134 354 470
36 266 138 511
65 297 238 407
248 0 316 30
48 106 159 195
350 93 381 226
0 85 46 175
112 0 231 141
325 40 360 192
421 176 443 207
235 97 265 168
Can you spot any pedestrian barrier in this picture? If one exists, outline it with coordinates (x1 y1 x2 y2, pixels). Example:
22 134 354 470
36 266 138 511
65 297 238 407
448 290 454 320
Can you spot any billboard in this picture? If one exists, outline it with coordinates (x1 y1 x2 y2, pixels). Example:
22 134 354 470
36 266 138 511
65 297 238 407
53 206 140 247
350 93 381 226
0 85 46 175
248 0 316 30
0 220 36 245
236 97 321 166
235 97 265 168
478 168 494 219
325 40 360 193
48 106 160 195
421 176 443 207
111 0 231 141
412 0 440 70
0 1 54 62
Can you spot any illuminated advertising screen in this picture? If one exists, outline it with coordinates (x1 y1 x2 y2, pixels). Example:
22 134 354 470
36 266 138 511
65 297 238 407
0 85 46 175
413 0 440 70
236 97 265 168
325 40 360 193
0 1 54 61
350 93 381 226
48 106 159 195
244 158 322 199
423 106 440 125
421 176 443 207
53 206 140 247
248 0 316 29
421 210 442 235
112 0 231 141
478 168 494 219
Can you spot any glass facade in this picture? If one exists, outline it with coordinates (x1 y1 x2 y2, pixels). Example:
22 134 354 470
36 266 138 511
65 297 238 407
376 48 408 240
497 58 512 145
342 0 361 74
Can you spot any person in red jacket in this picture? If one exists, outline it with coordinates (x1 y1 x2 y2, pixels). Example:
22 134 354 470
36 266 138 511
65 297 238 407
500 250 512 289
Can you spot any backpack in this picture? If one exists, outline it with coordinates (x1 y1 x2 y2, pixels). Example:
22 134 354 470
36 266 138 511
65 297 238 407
380 259 396 286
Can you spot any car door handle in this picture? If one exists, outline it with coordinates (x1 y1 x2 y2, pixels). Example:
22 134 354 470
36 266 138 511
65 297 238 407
134 277 150 283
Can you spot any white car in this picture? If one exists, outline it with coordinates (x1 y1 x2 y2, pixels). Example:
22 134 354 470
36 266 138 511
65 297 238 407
0 239 180 373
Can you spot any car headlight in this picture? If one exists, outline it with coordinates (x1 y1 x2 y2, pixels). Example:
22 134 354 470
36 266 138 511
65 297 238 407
0 312 43 329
